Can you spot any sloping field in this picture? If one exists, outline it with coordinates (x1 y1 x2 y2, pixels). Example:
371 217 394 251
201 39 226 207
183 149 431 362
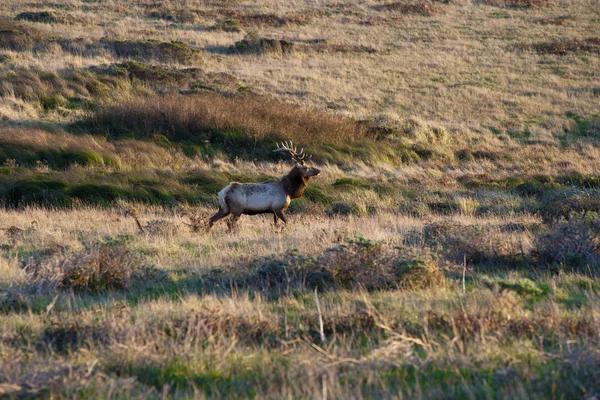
0 0 600 398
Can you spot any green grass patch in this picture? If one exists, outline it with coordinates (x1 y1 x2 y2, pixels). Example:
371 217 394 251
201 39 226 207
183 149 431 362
564 112 600 138
0 143 107 169
0 178 72 207
490 277 546 296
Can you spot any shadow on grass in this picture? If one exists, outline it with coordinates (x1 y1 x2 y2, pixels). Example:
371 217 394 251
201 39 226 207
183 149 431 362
0 247 552 319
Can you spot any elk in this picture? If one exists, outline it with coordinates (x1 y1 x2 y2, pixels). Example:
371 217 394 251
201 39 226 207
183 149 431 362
208 141 321 231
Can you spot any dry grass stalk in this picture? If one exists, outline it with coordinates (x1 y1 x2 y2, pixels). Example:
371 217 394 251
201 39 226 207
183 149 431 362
124 208 145 234
314 288 326 344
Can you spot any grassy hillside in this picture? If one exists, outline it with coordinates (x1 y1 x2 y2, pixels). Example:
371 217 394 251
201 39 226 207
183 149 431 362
1 0 600 398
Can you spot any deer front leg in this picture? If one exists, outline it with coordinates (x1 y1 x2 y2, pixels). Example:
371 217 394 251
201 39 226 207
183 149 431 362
273 211 280 225
274 209 288 224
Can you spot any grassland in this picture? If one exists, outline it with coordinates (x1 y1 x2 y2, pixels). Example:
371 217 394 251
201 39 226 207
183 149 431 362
1 0 600 398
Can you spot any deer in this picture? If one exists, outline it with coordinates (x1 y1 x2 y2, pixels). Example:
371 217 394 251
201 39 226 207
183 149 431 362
207 141 321 232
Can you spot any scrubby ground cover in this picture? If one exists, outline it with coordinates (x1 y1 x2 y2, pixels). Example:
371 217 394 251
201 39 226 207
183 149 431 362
1 0 600 398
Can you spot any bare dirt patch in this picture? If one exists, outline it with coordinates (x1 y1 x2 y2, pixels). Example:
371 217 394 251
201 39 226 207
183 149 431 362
516 37 600 55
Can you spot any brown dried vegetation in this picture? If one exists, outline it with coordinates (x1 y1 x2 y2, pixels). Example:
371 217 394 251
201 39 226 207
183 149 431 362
28 244 148 292
0 20 39 51
534 215 600 271
375 1 444 16
476 0 552 8
89 93 368 145
423 221 530 265
516 37 600 55
225 239 446 294
425 309 597 340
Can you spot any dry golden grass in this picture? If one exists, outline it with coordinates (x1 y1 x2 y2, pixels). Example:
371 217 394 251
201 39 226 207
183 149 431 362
0 0 597 135
0 207 598 397
1 0 600 397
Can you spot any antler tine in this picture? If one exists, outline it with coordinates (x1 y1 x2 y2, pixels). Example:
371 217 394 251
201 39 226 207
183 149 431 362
273 140 313 164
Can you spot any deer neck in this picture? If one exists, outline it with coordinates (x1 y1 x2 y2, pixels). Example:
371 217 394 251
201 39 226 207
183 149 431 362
283 169 309 199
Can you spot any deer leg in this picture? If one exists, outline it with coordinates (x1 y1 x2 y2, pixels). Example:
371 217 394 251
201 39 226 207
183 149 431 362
274 209 288 224
227 214 240 232
273 212 279 225
208 208 230 231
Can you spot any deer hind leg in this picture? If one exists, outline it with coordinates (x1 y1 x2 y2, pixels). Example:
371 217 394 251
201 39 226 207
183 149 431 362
208 208 230 231
227 214 240 232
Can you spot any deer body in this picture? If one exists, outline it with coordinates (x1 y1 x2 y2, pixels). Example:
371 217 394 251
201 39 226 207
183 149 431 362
208 142 320 231
217 181 290 216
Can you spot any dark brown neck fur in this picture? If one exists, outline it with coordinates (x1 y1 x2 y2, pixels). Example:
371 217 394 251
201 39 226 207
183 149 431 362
282 168 309 199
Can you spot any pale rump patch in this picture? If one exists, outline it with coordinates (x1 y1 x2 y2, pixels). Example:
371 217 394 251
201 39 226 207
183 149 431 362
217 183 234 210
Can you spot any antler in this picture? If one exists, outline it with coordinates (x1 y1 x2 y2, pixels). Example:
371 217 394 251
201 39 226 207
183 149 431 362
273 140 310 165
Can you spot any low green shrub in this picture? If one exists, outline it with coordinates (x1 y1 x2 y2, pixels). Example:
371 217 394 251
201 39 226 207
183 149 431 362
326 201 367 217
0 179 71 207
65 183 125 205
498 278 545 296
539 192 600 222
396 258 446 289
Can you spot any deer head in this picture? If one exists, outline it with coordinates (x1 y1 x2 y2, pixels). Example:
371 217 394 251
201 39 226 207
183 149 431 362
273 141 320 177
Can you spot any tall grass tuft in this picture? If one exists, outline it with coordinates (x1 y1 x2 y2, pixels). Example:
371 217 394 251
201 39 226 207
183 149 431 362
85 94 368 146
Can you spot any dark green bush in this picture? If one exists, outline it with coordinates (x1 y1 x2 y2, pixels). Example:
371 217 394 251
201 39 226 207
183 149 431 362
326 201 367 217
0 179 71 207
302 184 336 204
332 178 370 190
65 183 124 205
16 11 62 23
181 170 229 194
